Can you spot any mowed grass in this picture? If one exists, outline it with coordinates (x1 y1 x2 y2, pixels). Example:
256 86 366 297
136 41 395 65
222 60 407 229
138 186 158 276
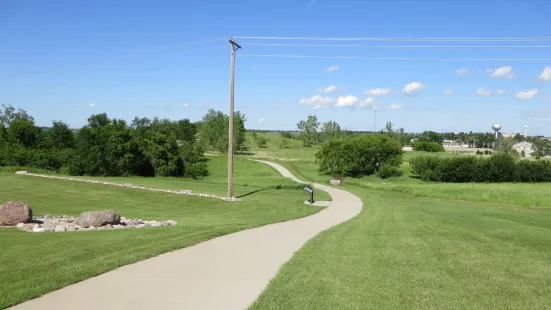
5 155 329 201
252 188 551 309
0 161 323 308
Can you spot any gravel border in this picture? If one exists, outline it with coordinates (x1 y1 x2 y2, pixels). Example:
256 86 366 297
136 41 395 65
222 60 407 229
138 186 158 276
15 172 240 202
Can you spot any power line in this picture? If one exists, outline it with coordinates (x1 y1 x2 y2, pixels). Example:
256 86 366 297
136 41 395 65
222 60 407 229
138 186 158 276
234 36 551 42
244 43 551 48
237 53 551 61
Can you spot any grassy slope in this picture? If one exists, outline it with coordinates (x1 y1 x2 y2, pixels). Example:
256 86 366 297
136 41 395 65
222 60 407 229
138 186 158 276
244 134 551 309
0 158 322 308
252 188 551 309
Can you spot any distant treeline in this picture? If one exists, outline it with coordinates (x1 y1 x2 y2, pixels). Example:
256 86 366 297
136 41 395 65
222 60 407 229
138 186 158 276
0 104 246 178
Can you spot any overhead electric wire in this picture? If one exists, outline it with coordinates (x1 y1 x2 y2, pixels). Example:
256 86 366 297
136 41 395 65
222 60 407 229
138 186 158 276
236 53 551 61
244 43 551 48
234 36 551 42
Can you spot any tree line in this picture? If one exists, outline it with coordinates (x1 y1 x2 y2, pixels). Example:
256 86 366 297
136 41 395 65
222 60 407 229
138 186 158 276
0 104 246 178
410 153 551 183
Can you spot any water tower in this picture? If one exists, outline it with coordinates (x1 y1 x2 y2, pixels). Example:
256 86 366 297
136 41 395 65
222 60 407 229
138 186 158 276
492 124 501 139
524 125 528 137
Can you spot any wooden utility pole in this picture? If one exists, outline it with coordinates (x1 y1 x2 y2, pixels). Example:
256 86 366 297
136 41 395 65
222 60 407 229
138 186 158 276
228 38 241 198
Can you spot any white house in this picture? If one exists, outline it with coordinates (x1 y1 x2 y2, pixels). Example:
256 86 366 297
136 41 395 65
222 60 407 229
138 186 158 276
513 141 534 157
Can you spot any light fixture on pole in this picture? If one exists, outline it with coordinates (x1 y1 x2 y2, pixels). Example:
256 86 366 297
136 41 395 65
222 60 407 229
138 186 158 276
228 38 241 198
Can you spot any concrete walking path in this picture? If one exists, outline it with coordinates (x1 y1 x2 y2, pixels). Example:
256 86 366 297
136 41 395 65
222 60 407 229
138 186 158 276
11 160 363 310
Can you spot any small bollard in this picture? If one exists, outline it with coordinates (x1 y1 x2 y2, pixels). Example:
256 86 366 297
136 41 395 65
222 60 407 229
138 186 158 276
304 186 314 204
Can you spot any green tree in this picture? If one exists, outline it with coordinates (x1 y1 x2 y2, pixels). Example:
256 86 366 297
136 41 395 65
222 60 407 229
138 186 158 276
316 134 403 181
44 121 75 149
321 120 342 141
297 115 320 147
6 119 42 148
0 104 33 126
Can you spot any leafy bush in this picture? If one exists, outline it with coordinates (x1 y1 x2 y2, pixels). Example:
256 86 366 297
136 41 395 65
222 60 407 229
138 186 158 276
377 164 403 179
410 153 551 183
412 141 445 152
316 134 403 178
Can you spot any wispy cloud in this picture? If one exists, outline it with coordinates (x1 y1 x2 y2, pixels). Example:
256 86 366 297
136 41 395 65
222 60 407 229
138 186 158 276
443 88 453 95
88 103 96 108
489 66 515 79
316 84 337 93
539 66 551 81
522 108 551 118
389 104 403 110
465 114 474 119
475 88 492 96
496 89 506 95
456 68 469 76
516 89 540 100
359 97 379 110
183 103 189 108
365 88 391 96
402 82 426 95
299 95 334 109
259 117 265 123
326 65 340 72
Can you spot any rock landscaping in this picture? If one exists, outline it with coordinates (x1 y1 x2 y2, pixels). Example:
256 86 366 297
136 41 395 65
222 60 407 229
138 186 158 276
15 171 240 201
0 202 177 232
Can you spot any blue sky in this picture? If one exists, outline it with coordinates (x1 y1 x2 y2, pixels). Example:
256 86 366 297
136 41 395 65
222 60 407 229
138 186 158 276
1 0 551 135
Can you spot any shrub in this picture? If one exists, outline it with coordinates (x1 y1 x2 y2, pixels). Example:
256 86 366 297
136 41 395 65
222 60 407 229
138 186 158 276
410 153 551 183
412 141 444 152
377 164 403 179
316 134 403 179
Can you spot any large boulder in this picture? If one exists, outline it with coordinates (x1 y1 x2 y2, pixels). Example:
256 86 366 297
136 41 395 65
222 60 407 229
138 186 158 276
76 210 121 228
0 201 33 226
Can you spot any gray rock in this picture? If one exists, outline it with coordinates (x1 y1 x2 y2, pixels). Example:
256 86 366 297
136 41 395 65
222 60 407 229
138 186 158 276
67 226 77 232
76 210 121 228
55 225 67 232
15 171 28 175
0 201 33 226
329 179 342 186
105 224 113 229
167 220 177 226
33 227 54 232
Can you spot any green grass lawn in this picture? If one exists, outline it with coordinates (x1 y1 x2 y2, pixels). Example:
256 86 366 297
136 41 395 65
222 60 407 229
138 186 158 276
252 188 551 309
0 159 324 308
0 155 330 201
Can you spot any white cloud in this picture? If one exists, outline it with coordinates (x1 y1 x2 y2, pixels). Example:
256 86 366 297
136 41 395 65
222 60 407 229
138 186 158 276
475 88 492 96
88 103 96 108
539 66 551 81
358 97 377 109
259 117 265 123
336 95 359 107
389 104 403 110
365 88 391 96
402 82 426 95
326 65 340 72
299 95 334 109
489 66 515 79
252 65 257 70
317 84 337 93
443 88 453 95
516 88 540 100
279 99 285 103
465 114 473 119
456 68 469 76
183 103 189 108
496 89 506 95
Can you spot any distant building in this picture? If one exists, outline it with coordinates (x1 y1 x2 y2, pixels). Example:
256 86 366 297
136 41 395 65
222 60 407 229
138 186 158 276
442 140 469 148
514 141 534 157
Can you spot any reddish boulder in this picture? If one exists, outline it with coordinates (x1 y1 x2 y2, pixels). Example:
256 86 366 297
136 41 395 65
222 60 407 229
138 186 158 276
0 201 33 226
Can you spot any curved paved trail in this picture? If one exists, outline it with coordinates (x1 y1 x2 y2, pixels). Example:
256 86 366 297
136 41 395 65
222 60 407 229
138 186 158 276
11 160 362 310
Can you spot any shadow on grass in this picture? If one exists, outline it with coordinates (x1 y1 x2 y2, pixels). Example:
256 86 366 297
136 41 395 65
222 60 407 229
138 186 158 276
235 151 255 156
236 189 266 198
